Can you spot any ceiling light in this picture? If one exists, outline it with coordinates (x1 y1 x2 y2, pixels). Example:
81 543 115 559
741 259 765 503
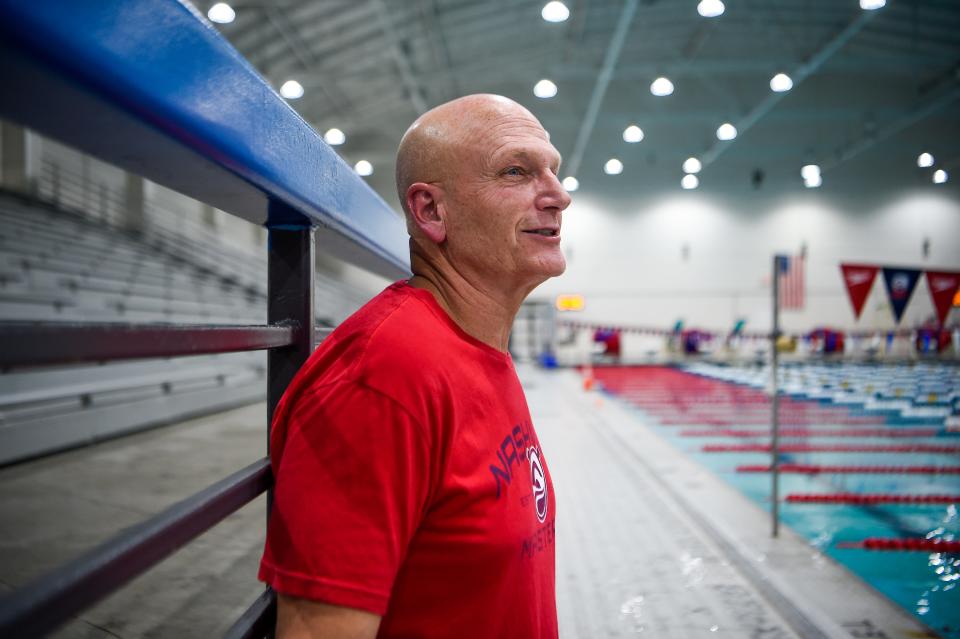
769 73 793 93
697 0 725 18
208 2 236 24
562 176 579 191
604 159 623 175
801 164 821 181
682 157 702 174
860 0 886 9
541 1 570 22
622 125 644 143
681 174 699 190
804 174 822 188
917 152 934 168
650 77 674 96
354 160 373 176
716 123 737 141
280 80 304 99
534 79 558 99
933 169 948 184
324 128 345 146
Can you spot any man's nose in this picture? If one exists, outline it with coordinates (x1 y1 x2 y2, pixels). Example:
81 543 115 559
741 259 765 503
539 172 572 211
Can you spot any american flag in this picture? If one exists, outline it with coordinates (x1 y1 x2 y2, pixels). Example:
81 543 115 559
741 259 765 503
778 254 805 310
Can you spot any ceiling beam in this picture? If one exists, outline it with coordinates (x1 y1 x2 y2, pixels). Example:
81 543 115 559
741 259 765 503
262 6 351 117
418 0 459 102
565 0 638 179
821 76 960 173
700 8 880 170
370 0 428 115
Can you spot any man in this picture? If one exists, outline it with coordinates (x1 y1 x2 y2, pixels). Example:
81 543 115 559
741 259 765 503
259 94 572 638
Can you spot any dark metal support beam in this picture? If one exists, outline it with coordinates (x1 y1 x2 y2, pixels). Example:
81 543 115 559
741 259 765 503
0 323 295 369
0 458 271 638
266 221 316 426
224 589 278 639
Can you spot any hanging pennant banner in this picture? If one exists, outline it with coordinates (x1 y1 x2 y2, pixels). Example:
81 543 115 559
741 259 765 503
840 263 879 320
925 270 960 325
881 267 921 324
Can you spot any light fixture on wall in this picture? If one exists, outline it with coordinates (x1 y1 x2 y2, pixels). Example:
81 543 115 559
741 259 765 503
354 160 373 176
534 79 558 99
716 123 737 141
769 73 793 93
208 2 235 23
622 125 644 143
323 128 346 146
804 174 822 188
681 174 699 189
650 77 674 96
562 176 579 191
697 0 725 18
917 152 934 168
279 80 304 99
604 159 623 175
860 0 886 9
933 169 948 184
682 157 702 174
541 1 570 22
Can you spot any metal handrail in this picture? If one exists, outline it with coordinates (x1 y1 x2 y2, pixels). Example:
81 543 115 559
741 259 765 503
0 1 400 634
0 322 297 368
0 458 272 637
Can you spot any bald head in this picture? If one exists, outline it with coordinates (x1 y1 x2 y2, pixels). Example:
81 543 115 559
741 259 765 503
395 94 546 220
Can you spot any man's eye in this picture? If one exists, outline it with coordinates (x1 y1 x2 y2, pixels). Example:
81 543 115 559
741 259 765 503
504 167 524 177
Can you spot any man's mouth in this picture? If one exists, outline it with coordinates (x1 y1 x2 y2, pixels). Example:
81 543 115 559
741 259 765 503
522 228 559 237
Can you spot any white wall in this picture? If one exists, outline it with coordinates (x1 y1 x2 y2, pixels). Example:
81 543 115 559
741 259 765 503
534 187 960 336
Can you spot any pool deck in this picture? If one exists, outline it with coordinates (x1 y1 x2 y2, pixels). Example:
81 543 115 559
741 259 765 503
0 365 939 638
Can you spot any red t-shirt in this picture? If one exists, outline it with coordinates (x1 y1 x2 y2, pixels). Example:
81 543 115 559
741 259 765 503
259 281 558 639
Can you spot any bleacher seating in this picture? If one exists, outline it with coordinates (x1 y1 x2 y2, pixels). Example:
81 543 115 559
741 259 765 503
0 192 378 464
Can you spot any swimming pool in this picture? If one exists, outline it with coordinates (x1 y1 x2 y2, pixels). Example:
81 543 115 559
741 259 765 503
595 364 960 638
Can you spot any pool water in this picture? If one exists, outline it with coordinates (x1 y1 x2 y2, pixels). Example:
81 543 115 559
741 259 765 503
594 365 960 638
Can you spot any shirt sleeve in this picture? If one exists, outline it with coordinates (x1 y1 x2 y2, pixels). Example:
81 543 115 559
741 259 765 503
258 380 432 615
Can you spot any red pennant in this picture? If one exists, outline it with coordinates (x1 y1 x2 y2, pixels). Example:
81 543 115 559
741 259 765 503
840 263 879 320
925 270 960 326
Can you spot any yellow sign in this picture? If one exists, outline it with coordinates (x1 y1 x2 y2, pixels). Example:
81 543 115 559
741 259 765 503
555 295 585 311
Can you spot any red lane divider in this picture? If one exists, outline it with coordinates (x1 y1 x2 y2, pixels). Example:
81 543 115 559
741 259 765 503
680 428 942 438
659 418 885 426
836 538 960 552
704 444 960 453
737 464 960 474
786 493 960 504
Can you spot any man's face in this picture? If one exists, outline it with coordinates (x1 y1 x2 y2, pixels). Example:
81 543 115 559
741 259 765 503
440 111 571 296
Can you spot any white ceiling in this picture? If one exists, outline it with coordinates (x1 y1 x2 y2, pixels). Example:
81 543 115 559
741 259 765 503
208 0 960 208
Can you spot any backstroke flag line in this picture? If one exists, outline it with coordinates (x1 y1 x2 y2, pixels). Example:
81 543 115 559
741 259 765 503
925 270 960 326
881 267 921 324
840 263 879 320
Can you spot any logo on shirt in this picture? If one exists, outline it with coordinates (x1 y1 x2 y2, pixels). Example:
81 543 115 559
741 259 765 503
527 446 548 523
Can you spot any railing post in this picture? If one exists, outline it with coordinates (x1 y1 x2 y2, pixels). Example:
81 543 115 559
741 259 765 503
267 223 315 426
264 212 314 638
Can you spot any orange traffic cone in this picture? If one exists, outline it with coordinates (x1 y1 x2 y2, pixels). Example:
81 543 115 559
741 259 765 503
582 362 595 391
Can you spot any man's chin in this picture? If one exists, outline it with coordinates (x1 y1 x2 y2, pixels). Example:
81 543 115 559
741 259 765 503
530 258 567 285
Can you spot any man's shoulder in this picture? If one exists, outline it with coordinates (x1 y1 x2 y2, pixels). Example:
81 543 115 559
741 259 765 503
321 282 454 381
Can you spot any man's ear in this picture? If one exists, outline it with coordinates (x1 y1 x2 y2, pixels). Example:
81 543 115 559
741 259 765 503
406 183 446 243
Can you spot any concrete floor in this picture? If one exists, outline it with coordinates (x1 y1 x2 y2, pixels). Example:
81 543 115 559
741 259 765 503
0 366 934 638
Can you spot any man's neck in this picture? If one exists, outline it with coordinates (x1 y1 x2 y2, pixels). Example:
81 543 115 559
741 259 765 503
408 257 528 353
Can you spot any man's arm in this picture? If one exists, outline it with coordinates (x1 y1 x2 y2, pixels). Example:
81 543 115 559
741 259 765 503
276 594 381 639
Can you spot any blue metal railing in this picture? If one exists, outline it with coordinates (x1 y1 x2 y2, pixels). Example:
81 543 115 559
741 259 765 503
0 0 410 636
